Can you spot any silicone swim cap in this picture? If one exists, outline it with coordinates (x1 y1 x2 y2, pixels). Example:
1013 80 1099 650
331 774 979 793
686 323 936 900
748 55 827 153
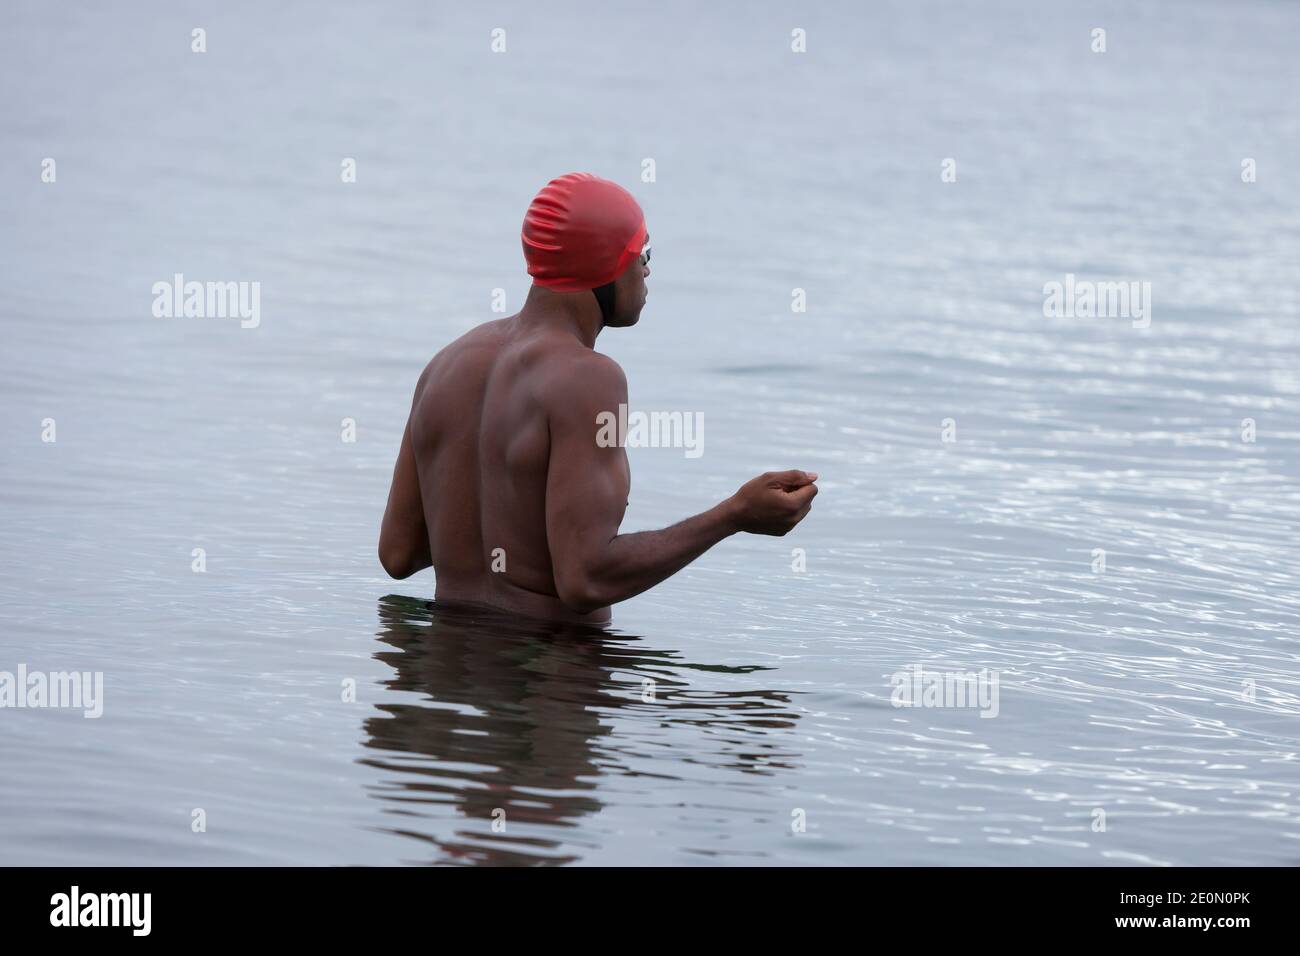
522 173 647 292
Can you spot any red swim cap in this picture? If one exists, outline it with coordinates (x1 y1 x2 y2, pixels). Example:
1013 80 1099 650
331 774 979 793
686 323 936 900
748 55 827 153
522 173 647 292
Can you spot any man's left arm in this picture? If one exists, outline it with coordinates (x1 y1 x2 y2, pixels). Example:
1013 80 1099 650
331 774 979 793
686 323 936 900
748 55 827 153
378 414 432 579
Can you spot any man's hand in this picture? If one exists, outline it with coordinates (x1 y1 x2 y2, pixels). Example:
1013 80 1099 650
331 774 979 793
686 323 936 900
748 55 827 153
726 470 819 536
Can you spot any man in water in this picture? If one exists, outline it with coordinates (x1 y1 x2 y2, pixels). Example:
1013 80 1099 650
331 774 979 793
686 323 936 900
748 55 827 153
379 172 819 622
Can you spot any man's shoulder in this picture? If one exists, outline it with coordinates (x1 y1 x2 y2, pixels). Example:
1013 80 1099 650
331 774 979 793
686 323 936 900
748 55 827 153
557 345 625 381
418 318 510 381
543 343 626 392
444 317 511 356
535 346 627 419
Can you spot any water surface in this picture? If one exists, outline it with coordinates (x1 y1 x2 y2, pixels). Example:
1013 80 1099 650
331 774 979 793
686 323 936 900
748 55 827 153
2 0 1299 865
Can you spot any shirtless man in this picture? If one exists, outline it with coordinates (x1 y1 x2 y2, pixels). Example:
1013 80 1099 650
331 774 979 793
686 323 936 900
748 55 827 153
379 173 819 623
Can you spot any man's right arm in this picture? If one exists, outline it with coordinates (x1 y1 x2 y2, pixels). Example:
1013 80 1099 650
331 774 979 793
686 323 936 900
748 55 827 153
543 353 818 614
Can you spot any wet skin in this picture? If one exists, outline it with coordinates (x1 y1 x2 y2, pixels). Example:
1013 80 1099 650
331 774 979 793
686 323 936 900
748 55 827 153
379 253 818 623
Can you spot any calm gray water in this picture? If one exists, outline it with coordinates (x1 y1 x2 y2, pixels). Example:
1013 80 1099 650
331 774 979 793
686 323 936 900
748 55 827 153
3 0 1299 866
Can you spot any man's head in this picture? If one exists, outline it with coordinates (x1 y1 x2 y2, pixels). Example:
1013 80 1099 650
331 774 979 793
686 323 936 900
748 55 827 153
522 173 650 327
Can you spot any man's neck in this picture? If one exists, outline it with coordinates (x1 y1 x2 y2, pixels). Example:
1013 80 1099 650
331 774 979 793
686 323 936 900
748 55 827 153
517 284 603 348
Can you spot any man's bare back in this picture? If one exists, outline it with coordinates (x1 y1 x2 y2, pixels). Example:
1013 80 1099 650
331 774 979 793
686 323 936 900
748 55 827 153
379 173 818 622
399 315 633 622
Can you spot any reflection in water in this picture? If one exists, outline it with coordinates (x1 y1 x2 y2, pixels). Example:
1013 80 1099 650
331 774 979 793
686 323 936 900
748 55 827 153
362 595 801 865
